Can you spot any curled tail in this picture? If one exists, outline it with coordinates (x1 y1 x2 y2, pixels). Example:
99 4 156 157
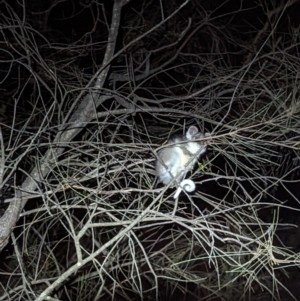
173 179 196 199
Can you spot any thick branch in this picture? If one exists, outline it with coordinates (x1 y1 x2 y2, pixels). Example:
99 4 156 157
0 0 130 252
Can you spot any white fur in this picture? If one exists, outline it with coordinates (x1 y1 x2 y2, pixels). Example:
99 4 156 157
155 126 208 197
173 179 196 199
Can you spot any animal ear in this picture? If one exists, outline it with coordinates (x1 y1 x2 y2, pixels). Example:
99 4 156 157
186 125 198 139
